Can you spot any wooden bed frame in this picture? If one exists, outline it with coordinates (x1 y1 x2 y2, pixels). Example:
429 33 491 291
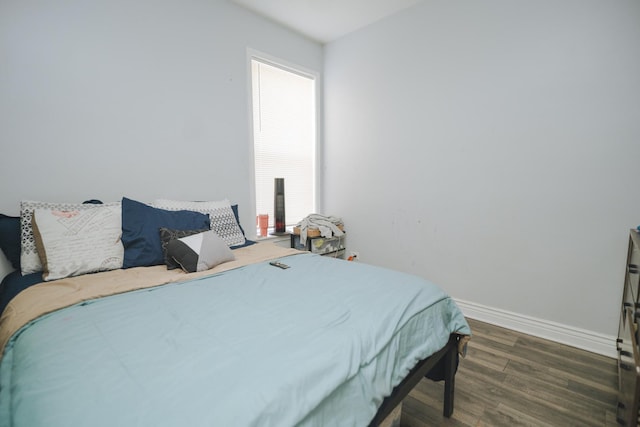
368 333 461 426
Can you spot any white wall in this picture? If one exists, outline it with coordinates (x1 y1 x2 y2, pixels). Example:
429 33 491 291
324 0 640 339
0 0 322 232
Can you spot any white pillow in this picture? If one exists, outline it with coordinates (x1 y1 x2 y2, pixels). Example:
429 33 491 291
153 199 230 210
32 205 124 281
20 200 120 275
152 199 246 247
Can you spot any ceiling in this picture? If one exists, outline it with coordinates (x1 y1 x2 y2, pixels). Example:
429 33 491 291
231 0 424 44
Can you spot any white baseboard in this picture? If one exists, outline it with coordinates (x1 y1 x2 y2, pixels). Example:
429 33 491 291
454 298 617 359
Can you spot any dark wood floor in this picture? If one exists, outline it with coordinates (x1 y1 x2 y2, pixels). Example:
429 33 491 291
402 318 619 426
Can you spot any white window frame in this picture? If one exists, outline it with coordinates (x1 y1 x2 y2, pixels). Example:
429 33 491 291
246 49 321 238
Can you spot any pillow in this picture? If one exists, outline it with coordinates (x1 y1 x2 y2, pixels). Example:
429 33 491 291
229 204 257 249
231 204 245 236
0 270 43 315
166 230 235 273
159 227 209 270
121 198 210 269
20 200 120 275
32 206 124 281
153 199 246 247
0 214 21 270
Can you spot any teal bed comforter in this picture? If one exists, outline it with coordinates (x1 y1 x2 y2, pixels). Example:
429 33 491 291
0 253 470 427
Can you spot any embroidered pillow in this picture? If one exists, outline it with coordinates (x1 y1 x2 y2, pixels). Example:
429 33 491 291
20 200 119 275
166 230 235 273
153 199 246 247
31 206 124 281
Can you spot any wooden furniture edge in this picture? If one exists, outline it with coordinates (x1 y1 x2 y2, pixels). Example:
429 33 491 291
368 333 460 426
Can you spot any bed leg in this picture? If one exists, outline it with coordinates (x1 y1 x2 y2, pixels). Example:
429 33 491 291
443 337 457 417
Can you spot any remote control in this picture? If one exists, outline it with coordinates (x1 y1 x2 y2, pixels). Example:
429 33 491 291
269 261 290 269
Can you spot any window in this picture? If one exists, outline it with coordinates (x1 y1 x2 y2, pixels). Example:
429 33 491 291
250 55 317 234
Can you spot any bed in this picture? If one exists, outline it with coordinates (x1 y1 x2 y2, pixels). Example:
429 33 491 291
0 198 470 427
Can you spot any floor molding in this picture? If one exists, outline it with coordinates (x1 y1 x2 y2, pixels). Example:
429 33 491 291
454 298 617 358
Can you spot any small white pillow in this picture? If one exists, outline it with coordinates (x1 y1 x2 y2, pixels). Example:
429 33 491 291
32 205 124 281
153 199 246 247
166 230 235 273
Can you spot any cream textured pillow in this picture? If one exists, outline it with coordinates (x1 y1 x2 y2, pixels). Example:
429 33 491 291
20 200 120 275
153 199 246 247
32 205 124 281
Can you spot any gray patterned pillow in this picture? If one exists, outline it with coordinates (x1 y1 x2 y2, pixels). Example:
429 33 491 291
153 199 246 247
166 230 235 273
20 200 120 275
159 227 209 270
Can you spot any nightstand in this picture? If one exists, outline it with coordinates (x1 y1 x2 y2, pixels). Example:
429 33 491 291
290 233 346 258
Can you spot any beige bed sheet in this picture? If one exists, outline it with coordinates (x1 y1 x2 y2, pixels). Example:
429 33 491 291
0 242 301 355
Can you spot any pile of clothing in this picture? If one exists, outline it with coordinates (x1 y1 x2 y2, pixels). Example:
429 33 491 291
295 214 344 245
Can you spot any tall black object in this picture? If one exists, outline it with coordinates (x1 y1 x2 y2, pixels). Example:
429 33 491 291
274 178 286 233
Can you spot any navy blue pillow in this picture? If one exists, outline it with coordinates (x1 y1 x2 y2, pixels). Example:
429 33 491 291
121 198 210 269
0 214 21 270
231 204 244 236
230 205 256 249
0 271 42 314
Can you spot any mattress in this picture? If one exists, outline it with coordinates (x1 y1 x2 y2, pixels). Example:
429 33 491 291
0 245 470 427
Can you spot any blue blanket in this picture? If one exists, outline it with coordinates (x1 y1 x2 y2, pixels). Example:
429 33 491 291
0 253 469 427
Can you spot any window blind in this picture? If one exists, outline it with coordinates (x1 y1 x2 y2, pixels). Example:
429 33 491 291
251 58 316 230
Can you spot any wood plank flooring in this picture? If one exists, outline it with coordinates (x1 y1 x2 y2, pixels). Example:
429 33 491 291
401 318 619 426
